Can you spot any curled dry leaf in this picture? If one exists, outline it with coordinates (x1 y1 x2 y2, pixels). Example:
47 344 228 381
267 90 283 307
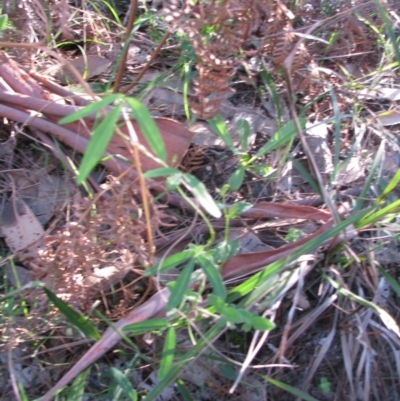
0 197 44 261
0 169 71 225
49 55 111 85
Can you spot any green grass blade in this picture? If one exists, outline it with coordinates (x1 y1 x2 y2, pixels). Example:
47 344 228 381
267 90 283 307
260 68 282 123
77 103 123 184
58 94 120 124
376 168 400 202
378 266 400 298
290 156 320 194
109 368 138 401
144 167 181 179
374 0 400 64
355 140 384 211
252 119 306 160
176 379 194 401
43 287 100 340
267 377 320 401
357 198 400 228
125 97 167 162
158 327 176 381
123 318 169 334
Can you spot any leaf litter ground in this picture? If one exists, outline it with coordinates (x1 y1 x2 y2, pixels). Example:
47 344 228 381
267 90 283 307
1 1 400 400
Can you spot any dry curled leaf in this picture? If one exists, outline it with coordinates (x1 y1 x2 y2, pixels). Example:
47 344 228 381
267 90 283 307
0 196 44 261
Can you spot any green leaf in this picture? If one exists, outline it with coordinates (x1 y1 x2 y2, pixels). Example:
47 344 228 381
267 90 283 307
58 94 120 124
209 115 234 149
43 287 100 340
227 202 253 219
223 306 243 324
123 318 168 334
236 309 254 325
220 364 237 381
77 103 123 184
144 167 181 179
208 294 225 313
197 255 226 300
267 377 320 401
109 368 137 401
251 316 275 331
212 240 240 264
158 327 176 381
125 97 167 161
0 14 8 30
228 166 245 191
166 172 183 190
182 173 222 218
145 249 194 276
167 260 195 311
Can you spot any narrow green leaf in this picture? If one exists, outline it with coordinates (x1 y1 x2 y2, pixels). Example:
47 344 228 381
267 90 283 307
109 368 137 401
145 249 194 276
123 318 168 334
228 166 245 191
58 94 120 124
144 167 181 179
176 379 194 401
254 119 306 159
125 97 167 161
357 198 400 228
208 115 234 149
182 173 222 218
197 255 226 300
43 287 100 340
267 377 320 401
166 172 183 190
158 327 176 381
77 103 123 184
376 267 400 299
167 260 195 311
374 0 400 64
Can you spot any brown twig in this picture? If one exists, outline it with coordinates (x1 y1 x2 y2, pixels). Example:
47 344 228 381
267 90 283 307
121 31 171 94
112 0 138 93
